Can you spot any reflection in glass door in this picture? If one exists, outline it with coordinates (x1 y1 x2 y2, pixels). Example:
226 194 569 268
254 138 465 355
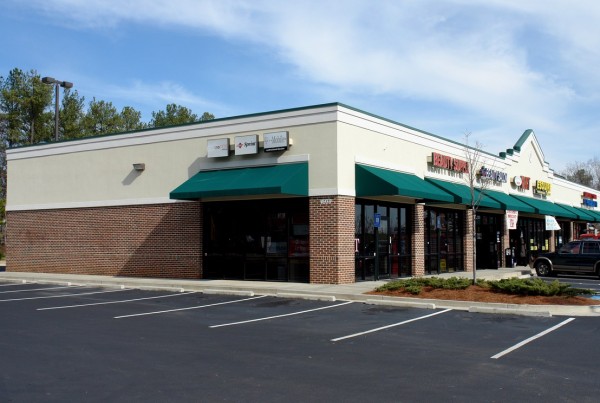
425 208 465 274
376 205 390 279
355 200 412 281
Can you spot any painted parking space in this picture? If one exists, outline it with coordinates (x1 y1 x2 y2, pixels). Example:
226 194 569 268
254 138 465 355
1 285 599 401
38 290 200 311
0 283 588 361
114 295 269 319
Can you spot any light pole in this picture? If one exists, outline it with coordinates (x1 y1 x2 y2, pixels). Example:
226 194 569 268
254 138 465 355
42 76 73 141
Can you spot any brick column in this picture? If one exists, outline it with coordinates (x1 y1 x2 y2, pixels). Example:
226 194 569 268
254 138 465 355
568 222 575 242
309 196 355 284
464 209 474 272
412 203 425 277
502 215 511 268
198 201 204 278
548 230 556 253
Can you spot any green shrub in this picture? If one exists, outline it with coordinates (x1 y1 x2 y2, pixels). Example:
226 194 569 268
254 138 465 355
486 278 593 297
375 276 593 297
375 276 472 294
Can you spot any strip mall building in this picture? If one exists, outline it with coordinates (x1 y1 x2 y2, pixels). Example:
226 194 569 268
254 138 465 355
6 103 600 284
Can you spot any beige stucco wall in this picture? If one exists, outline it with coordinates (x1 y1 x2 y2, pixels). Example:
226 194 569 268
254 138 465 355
7 103 600 213
7 110 340 210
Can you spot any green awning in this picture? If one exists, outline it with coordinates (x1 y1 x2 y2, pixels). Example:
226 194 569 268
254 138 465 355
169 163 308 200
484 190 536 213
578 207 600 222
425 178 502 209
556 203 596 222
355 164 454 202
511 195 576 218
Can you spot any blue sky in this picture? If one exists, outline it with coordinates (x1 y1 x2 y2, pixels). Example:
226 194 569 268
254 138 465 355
3 0 600 172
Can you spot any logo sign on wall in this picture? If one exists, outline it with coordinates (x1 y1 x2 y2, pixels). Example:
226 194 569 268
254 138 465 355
234 134 259 155
479 166 508 183
429 152 469 173
207 138 230 158
583 192 598 207
264 131 289 152
512 175 531 190
534 180 551 196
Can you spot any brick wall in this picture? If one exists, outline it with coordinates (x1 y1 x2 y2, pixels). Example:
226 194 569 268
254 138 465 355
309 196 355 284
6 202 202 279
412 203 425 276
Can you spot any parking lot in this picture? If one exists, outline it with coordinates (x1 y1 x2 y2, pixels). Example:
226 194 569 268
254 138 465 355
1 280 600 402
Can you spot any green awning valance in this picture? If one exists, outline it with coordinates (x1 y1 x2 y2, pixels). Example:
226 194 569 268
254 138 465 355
576 207 600 222
355 165 454 202
556 204 597 222
512 195 576 218
169 163 308 200
425 178 502 209
485 190 536 213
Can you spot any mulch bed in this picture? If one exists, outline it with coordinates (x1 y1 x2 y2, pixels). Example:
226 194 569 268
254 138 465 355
368 285 600 306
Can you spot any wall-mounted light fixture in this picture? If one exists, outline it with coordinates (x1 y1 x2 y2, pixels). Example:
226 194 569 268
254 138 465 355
133 163 145 171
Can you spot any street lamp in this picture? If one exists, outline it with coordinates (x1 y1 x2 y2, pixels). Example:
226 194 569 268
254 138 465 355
42 76 73 141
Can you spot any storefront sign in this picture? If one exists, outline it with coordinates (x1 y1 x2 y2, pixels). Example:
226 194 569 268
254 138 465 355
512 175 530 190
374 213 381 228
234 134 258 155
479 166 508 183
207 138 230 158
534 180 551 195
583 192 597 200
264 131 289 152
506 210 518 230
583 192 598 207
429 152 469 173
545 215 561 231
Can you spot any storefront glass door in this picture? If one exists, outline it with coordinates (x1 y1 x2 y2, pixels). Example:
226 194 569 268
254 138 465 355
425 208 465 274
476 213 502 269
355 200 412 281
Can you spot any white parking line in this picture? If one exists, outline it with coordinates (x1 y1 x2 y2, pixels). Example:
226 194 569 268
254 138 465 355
0 285 84 294
0 288 128 302
491 317 576 359
114 295 268 319
210 301 354 328
37 291 199 310
331 309 453 342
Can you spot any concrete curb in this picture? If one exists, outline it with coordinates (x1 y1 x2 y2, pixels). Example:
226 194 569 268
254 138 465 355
469 306 552 317
2 271 599 317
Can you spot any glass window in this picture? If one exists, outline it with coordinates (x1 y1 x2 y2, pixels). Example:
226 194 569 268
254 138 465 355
582 242 600 254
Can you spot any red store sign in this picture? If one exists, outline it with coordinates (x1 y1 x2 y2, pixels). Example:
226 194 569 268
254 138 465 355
430 152 469 173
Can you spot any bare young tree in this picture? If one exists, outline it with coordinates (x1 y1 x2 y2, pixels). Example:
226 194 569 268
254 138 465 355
463 132 495 284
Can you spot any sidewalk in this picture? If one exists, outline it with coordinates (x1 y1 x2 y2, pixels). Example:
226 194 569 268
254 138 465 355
2 267 599 317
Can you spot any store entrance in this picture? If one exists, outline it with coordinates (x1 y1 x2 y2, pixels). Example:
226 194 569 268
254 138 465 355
355 201 412 281
203 199 309 282
475 213 502 269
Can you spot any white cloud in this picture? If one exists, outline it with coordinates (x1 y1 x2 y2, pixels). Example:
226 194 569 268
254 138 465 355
11 0 600 169
25 1 594 117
